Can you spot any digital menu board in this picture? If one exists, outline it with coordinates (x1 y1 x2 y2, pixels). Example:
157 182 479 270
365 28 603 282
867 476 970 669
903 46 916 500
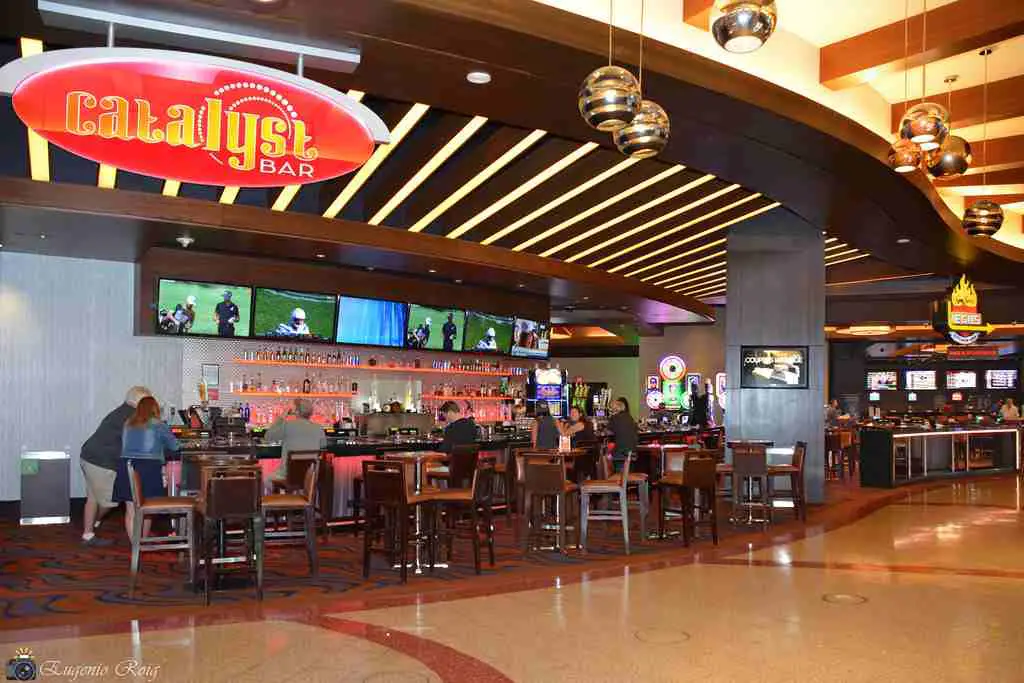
946 370 977 389
866 371 898 391
904 370 937 391
985 369 1019 390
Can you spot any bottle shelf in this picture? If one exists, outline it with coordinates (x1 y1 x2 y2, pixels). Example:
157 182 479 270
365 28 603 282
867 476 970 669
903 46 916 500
420 394 515 402
228 391 355 399
232 358 515 377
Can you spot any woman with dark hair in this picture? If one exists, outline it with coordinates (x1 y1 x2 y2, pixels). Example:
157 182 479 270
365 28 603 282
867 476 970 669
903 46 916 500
560 405 595 447
531 403 560 450
608 396 638 470
112 396 178 539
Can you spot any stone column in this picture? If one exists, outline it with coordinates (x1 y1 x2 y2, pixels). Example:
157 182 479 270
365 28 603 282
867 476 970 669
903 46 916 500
725 208 826 503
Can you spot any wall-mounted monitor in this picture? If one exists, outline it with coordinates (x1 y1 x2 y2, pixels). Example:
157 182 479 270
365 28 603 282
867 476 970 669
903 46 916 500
739 346 808 389
866 371 899 391
462 311 515 354
335 296 406 348
985 369 1018 390
253 288 336 341
511 318 551 359
868 391 881 402
156 278 252 338
406 305 466 352
946 370 977 389
904 370 937 391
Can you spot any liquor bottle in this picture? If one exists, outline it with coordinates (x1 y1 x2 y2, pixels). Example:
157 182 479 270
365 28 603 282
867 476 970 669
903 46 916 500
241 374 249 392
303 376 312 394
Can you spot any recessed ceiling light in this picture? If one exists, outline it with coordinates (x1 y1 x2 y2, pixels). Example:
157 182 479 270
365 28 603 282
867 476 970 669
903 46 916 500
175 236 194 248
428 269 437 274
316 253 326 259
39 233 46 240
366 266 375 271
582 296 590 301
517 283 525 288
466 70 492 85
897 237 911 244
454 279 463 284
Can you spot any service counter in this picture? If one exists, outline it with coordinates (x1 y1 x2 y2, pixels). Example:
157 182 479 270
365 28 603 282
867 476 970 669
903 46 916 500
860 426 1021 488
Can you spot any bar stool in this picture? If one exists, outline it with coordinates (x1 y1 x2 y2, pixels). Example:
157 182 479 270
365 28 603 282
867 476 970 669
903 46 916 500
579 451 637 554
769 441 807 521
520 453 577 554
271 451 331 538
262 458 320 576
428 444 480 489
433 462 497 574
196 464 264 605
655 449 688 540
361 460 439 583
126 461 197 599
731 444 772 529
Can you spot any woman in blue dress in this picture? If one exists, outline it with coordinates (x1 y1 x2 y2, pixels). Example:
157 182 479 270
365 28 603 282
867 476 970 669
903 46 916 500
111 396 178 539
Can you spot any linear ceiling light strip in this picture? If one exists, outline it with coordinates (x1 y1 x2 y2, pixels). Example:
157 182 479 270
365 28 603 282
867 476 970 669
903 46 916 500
698 288 727 299
825 237 838 244
481 157 640 245
408 129 546 233
19 38 49 182
370 115 488 225
824 248 860 262
97 164 117 189
622 238 726 281
649 253 728 286
323 102 430 219
583 184 742 267
627 202 781 278
514 165 684 252
162 180 181 197
601 192 761 271
656 259 728 287
219 186 240 204
686 284 728 299
824 242 850 252
679 276 728 296
269 89 364 212
564 175 726 263
672 269 727 291
826 253 871 267
446 142 599 239
540 170 708 258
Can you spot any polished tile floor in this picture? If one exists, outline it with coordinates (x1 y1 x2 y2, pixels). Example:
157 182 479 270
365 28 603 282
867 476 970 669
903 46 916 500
9 477 1024 682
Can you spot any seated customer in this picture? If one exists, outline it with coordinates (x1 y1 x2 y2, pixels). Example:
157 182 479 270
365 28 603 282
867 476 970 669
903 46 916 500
265 399 325 483
112 396 178 540
440 401 478 452
531 403 560 450
560 406 595 447
608 397 639 470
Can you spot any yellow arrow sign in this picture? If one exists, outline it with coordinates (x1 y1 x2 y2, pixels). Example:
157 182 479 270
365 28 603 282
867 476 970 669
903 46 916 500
949 322 995 334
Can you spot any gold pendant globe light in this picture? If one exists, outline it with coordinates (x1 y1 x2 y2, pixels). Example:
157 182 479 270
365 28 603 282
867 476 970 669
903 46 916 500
578 0 641 131
927 76 972 178
710 1 777 54
899 0 949 150
889 0 922 173
613 0 670 159
963 47 1003 237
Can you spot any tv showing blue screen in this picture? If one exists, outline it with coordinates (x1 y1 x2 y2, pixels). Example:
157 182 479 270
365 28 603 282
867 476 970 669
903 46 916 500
336 296 406 347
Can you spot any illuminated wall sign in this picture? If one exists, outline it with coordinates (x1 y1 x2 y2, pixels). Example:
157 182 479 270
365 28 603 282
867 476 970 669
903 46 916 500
659 355 687 381
0 48 389 187
715 372 727 410
932 275 994 346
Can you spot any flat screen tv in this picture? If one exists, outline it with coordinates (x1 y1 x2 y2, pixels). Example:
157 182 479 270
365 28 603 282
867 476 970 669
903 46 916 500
252 288 336 341
405 304 466 352
156 278 252 338
946 370 977 389
511 318 551 359
866 371 899 391
904 370 937 391
335 296 407 348
739 346 808 389
462 311 515 354
986 369 1019 390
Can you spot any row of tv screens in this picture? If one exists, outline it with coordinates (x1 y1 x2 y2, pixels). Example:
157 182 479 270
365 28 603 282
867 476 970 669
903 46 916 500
866 369 1019 392
155 279 550 359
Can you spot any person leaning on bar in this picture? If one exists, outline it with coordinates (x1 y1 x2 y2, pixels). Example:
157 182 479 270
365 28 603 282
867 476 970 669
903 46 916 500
79 385 152 546
111 395 179 540
265 398 326 485
439 400 477 452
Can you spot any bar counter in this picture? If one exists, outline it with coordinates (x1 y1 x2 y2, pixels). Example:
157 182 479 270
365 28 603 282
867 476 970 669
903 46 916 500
860 425 1021 488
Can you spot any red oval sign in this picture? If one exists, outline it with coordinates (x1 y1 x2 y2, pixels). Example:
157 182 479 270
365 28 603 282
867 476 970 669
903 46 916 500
9 50 386 187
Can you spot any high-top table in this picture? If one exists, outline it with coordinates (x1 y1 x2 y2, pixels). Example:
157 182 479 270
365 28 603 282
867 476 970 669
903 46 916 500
376 451 447 574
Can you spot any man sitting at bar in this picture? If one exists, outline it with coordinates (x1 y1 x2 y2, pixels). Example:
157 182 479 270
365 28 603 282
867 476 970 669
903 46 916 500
440 400 477 452
265 398 325 484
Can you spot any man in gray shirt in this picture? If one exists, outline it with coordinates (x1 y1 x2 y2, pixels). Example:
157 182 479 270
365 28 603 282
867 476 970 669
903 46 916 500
265 399 325 484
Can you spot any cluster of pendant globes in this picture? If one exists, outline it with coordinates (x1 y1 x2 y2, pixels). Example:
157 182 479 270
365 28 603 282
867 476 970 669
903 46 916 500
888 102 1002 237
577 65 669 159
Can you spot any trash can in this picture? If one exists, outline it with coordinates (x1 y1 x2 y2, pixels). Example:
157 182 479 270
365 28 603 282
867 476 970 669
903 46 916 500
20 449 71 525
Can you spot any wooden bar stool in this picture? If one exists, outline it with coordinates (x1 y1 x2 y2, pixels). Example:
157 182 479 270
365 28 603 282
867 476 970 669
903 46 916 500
126 461 196 599
520 453 577 554
580 451 637 554
262 459 320 576
196 464 264 605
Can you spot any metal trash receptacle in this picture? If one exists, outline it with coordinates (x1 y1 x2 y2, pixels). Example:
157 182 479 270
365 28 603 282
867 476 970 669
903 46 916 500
20 449 71 525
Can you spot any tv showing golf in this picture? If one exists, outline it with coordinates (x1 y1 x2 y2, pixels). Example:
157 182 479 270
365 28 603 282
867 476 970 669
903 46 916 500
156 279 252 337
253 287 336 341
406 305 465 352
462 311 514 354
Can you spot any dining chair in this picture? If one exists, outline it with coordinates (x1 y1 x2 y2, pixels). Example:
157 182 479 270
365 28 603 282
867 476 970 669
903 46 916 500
579 450 638 554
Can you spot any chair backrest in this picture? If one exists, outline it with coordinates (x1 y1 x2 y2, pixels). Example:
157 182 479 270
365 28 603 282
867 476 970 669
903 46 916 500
301 458 320 505
202 465 262 520
683 457 717 490
825 430 843 451
181 450 233 492
449 443 481 489
792 441 807 472
472 462 496 505
362 460 406 507
664 450 687 475
732 444 768 477
522 454 567 495
573 443 601 482
285 451 321 490
126 460 145 507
